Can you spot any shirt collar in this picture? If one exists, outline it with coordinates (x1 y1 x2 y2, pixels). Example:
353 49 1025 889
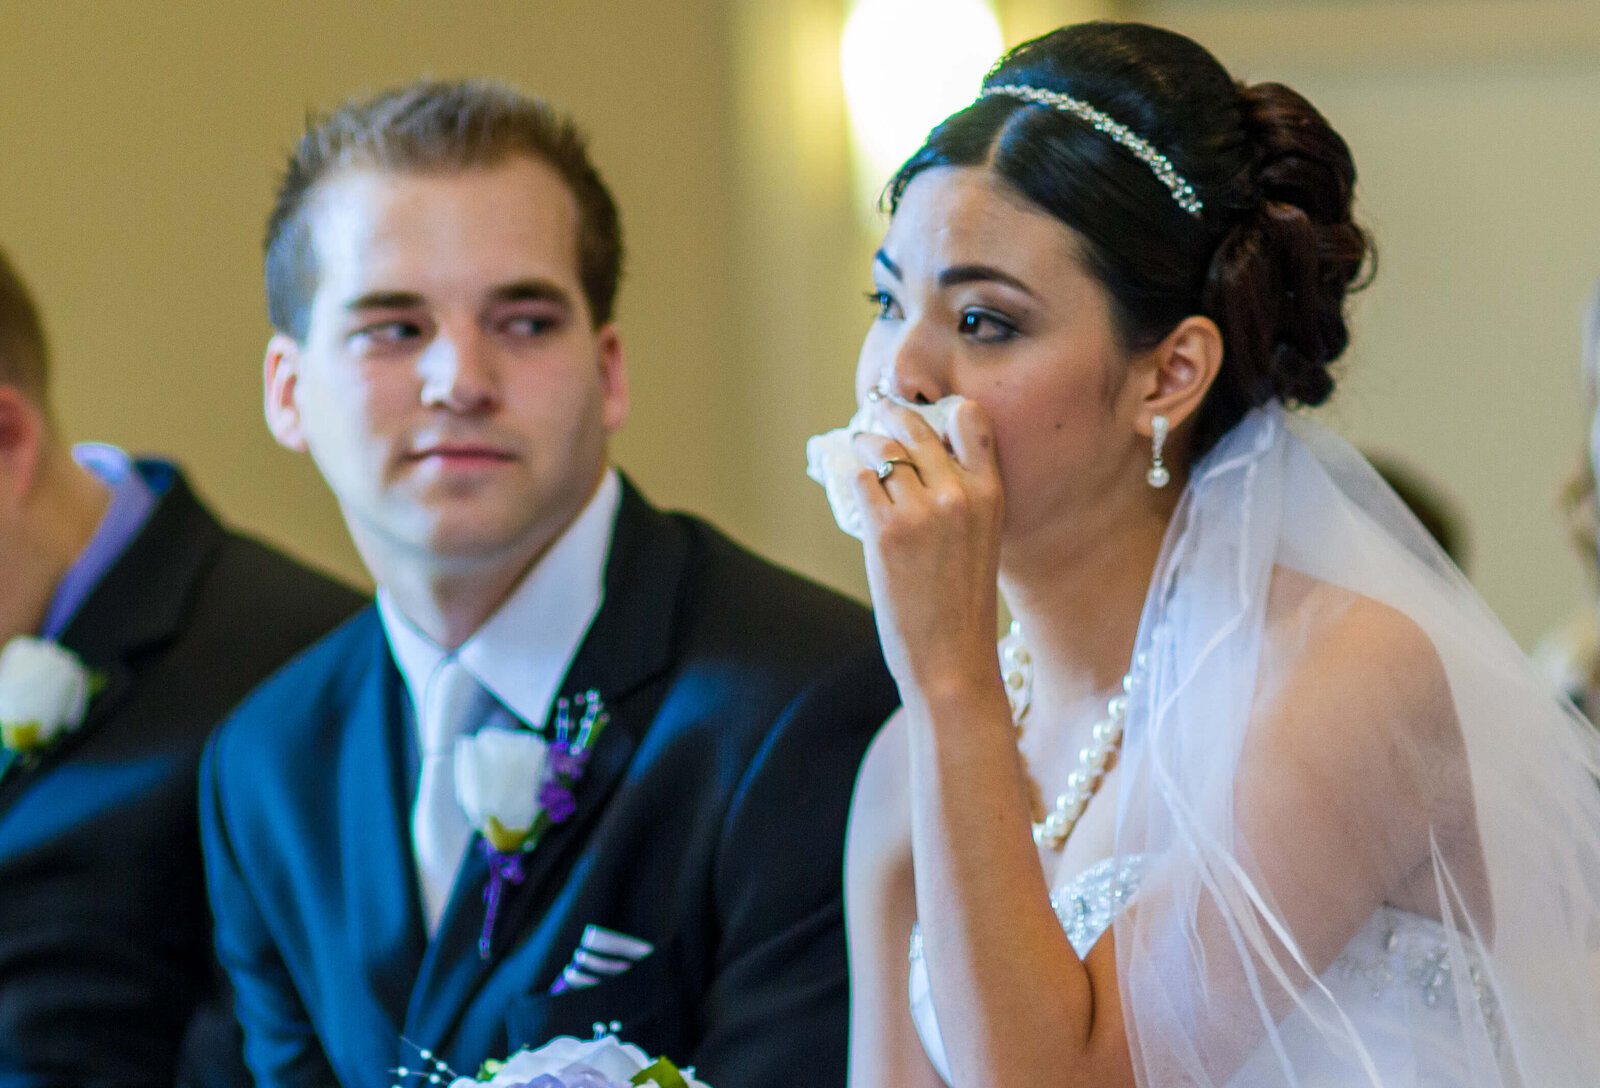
379 467 621 731
41 444 161 640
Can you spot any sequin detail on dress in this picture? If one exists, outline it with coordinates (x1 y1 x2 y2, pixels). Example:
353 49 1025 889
909 855 1146 965
1332 906 1505 1049
907 854 1506 1086
1049 855 1144 955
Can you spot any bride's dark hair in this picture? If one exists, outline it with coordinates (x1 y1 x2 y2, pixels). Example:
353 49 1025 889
887 21 1372 457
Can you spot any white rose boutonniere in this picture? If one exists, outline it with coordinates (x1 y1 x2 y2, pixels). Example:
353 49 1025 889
399 1030 711 1088
454 692 611 960
0 636 94 756
455 725 551 961
455 726 550 852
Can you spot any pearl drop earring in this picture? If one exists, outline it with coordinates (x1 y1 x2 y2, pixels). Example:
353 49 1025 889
1147 415 1170 489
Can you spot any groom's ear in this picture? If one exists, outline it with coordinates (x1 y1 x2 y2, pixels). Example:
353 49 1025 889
264 333 310 453
1128 315 1223 441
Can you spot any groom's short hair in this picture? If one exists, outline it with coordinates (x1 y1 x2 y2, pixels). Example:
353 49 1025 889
264 78 624 342
0 246 48 404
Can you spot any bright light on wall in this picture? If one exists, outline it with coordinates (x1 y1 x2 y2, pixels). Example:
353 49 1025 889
840 0 1004 205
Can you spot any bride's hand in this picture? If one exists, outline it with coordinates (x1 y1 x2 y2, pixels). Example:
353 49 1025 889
849 398 1005 714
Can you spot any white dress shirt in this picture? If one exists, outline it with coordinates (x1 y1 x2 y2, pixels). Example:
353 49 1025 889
378 468 621 933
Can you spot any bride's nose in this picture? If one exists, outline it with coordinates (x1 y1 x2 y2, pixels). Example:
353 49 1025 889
884 335 945 406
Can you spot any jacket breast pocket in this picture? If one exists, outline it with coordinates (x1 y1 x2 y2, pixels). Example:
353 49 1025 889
503 947 686 1057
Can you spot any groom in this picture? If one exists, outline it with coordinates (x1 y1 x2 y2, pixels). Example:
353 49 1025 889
200 80 896 1088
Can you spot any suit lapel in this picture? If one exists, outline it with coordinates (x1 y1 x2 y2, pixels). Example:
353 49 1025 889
0 468 221 808
60 466 223 666
340 617 427 1043
403 480 691 1053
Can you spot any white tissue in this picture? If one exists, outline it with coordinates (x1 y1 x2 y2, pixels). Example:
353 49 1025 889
804 394 966 540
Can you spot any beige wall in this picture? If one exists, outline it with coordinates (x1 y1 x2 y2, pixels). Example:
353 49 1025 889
3 0 1595 648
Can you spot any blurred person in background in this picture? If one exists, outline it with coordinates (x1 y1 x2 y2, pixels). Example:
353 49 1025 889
1366 453 1471 571
0 245 363 1086
1532 281 1600 715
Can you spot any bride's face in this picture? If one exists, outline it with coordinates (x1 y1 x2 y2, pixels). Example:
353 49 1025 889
858 165 1146 541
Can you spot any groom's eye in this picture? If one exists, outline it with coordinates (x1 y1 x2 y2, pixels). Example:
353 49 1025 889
349 320 425 351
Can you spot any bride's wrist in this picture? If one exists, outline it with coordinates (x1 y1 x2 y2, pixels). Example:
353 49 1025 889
903 673 1013 738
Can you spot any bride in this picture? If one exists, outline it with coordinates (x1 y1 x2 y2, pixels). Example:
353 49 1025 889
834 21 1600 1088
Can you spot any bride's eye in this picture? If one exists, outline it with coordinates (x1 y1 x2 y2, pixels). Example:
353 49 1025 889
865 289 901 321
960 308 1018 344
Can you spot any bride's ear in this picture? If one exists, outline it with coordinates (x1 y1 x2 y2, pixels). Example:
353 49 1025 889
1128 315 1223 440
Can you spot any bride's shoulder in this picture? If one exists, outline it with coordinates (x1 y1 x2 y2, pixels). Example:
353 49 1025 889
1240 569 1480 914
846 709 914 876
1252 567 1457 773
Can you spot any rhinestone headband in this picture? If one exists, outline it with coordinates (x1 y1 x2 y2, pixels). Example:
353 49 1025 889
979 84 1203 218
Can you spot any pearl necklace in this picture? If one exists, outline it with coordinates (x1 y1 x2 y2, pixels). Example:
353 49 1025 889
998 621 1133 851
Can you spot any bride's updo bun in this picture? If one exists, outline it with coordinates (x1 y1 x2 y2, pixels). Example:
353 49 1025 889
1199 82 1371 453
886 22 1373 457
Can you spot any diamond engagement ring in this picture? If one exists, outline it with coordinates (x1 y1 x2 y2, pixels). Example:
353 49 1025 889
876 457 915 481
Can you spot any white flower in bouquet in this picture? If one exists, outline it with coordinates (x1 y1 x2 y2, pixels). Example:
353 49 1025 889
454 726 549 851
804 393 965 540
448 1033 710 1088
0 636 93 753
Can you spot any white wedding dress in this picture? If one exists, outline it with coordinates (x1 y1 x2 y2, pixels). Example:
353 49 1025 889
910 856 1499 1087
887 407 1600 1087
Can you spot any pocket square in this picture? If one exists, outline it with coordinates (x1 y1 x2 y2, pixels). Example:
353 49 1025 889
549 925 654 994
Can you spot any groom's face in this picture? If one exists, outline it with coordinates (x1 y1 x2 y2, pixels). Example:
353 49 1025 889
264 157 629 572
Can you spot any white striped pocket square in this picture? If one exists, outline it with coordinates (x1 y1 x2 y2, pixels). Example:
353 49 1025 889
549 925 654 993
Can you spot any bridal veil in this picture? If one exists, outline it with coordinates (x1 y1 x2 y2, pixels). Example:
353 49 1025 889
1111 404 1600 1086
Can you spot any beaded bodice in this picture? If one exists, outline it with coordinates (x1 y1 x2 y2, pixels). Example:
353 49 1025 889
1049 854 1143 954
907 854 1502 1086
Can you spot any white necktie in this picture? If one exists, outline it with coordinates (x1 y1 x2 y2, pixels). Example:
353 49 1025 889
412 656 488 935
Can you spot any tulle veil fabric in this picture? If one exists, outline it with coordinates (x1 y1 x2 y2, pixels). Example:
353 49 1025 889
1109 405 1600 1086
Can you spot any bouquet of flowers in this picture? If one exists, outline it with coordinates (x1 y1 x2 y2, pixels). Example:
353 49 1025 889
430 1032 710 1088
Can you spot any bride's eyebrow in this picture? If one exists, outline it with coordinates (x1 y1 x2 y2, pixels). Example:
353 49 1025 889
937 264 1036 298
873 248 901 279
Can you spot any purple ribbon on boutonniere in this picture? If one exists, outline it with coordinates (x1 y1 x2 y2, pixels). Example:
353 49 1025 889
466 690 610 959
478 844 527 959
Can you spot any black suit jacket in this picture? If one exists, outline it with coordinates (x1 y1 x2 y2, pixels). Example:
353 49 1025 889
201 481 897 1088
0 464 364 1088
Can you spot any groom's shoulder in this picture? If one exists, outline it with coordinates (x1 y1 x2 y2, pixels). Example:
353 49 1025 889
664 509 880 666
209 605 384 763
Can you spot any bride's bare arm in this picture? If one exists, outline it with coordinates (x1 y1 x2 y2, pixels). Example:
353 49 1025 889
845 713 946 1088
848 405 1136 1088
899 676 1136 1088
